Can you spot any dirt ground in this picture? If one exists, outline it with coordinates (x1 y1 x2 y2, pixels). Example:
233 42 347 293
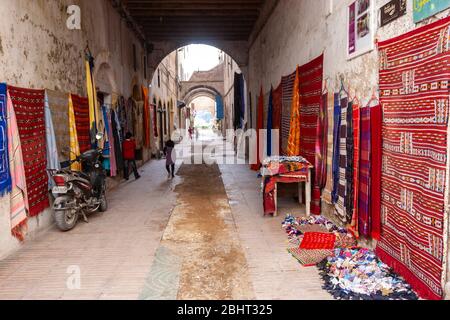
161 163 255 300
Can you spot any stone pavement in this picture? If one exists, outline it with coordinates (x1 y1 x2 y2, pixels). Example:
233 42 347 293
0 133 331 300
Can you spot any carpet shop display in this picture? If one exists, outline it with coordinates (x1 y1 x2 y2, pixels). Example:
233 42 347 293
318 248 418 300
376 16 450 300
8 85 49 217
251 87 264 171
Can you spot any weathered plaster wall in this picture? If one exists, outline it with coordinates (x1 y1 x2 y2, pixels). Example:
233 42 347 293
248 0 450 298
149 51 179 152
0 0 149 259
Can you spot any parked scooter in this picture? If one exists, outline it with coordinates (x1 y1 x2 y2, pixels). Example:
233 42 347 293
48 133 108 231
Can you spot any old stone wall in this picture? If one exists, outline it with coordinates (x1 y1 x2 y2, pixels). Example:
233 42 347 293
0 0 149 258
247 0 450 298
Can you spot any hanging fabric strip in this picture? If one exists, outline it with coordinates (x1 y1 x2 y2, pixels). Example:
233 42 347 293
315 92 328 190
0 83 12 196
358 104 371 238
348 101 360 237
345 101 355 223
335 96 349 223
8 85 49 217
375 16 450 300
370 103 382 241
85 59 97 147
272 83 283 155
267 88 274 157
6 92 28 241
68 95 81 172
46 90 70 163
322 92 335 204
44 92 61 189
251 86 264 171
331 94 341 204
287 68 302 157
71 94 91 154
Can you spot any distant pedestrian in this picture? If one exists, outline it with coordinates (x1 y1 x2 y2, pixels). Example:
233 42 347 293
164 139 176 179
122 132 141 181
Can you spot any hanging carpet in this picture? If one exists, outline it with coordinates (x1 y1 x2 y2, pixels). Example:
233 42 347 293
322 92 335 204
8 86 49 217
6 92 28 240
46 90 70 163
71 94 91 154
0 83 12 196
281 71 296 155
298 55 324 215
376 17 450 300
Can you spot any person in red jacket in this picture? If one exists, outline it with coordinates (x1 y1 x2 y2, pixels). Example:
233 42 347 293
123 132 141 181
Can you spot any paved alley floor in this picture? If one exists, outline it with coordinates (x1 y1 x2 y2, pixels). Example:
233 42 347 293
0 132 331 300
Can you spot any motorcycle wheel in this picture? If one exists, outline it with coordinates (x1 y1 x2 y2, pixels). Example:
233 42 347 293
99 193 108 212
54 209 78 231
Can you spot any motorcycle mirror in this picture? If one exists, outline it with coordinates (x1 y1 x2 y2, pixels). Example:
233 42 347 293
96 133 104 141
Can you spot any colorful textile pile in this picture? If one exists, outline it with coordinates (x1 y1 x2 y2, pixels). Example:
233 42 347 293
0 83 12 195
71 94 91 154
7 92 28 240
282 215 356 248
376 17 450 300
318 248 418 300
46 90 70 163
8 86 49 217
261 156 311 177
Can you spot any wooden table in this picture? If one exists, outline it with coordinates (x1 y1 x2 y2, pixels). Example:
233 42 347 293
270 168 312 217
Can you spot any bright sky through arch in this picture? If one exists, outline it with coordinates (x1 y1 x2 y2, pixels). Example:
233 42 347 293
183 44 222 79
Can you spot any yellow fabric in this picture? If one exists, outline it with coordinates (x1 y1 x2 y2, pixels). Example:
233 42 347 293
287 68 302 156
85 60 101 136
68 95 81 171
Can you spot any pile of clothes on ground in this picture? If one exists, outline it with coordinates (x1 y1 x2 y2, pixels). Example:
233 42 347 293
282 215 418 300
318 248 418 300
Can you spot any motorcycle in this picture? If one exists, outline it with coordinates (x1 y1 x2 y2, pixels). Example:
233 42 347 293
49 134 108 231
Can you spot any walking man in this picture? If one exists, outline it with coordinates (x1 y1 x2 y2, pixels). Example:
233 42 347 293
123 132 141 181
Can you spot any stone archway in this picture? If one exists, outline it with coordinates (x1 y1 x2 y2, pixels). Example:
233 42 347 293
94 51 118 94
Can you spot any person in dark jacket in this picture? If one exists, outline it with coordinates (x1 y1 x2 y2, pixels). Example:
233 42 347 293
123 132 141 181
164 139 176 179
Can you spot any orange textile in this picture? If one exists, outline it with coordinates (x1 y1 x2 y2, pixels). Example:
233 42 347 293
251 87 264 171
287 68 301 156
142 86 151 148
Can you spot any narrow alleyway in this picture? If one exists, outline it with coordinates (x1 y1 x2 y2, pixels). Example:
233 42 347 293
0 133 330 300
